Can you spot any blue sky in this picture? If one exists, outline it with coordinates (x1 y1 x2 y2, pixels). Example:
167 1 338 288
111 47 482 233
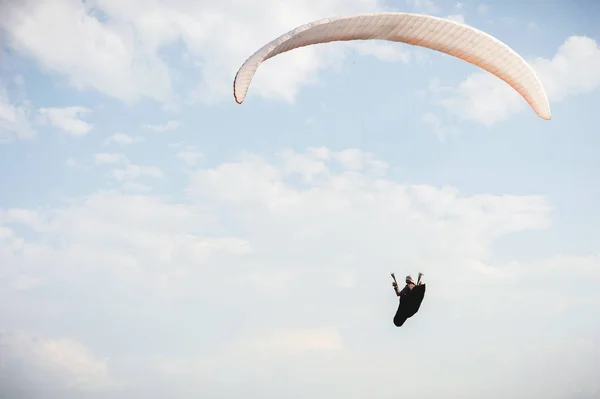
1 0 599 398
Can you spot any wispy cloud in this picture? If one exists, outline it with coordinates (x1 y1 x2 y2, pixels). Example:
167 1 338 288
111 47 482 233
38 106 93 137
142 120 180 133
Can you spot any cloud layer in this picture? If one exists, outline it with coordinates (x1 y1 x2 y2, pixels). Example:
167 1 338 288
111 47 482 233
1 147 598 398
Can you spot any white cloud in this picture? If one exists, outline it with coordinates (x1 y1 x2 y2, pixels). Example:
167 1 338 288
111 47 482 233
104 133 145 146
12 275 42 291
176 150 204 166
94 153 128 164
0 189 253 302
142 120 180 133
0 208 44 229
0 0 174 104
534 36 600 101
239 327 344 355
38 106 93 136
171 142 204 167
421 111 457 140
0 0 391 106
277 147 388 183
111 164 164 181
187 148 551 263
0 83 36 142
445 13 465 24
332 148 389 172
0 331 116 394
33 338 111 389
424 35 600 128
121 181 154 193
88 151 165 189
68 152 164 189
66 157 86 170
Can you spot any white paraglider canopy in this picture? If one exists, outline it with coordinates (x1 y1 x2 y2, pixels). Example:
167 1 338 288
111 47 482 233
233 12 551 120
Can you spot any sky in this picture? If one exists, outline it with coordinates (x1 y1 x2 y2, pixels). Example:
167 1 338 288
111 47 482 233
0 0 599 398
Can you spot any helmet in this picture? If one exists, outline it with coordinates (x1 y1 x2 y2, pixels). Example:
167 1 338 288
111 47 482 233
405 275 415 284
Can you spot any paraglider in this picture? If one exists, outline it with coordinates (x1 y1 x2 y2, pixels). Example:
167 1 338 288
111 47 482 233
233 12 551 120
391 272 426 327
233 12 551 328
